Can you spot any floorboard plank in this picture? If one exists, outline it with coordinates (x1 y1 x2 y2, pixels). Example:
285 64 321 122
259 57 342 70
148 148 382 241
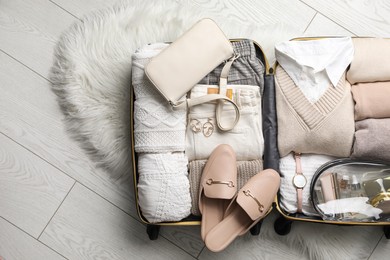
51 0 117 19
304 13 356 37
0 50 136 217
368 234 390 260
0 134 74 238
39 183 196 260
188 0 317 64
0 218 66 260
301 0 390 36
189 0 315 29
159 225 204 258
0 0 76 76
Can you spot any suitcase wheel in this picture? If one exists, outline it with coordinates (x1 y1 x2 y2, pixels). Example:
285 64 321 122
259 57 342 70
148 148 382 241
274 215 292 236
146 224 160 240
250 220 262 236
384 226 390 239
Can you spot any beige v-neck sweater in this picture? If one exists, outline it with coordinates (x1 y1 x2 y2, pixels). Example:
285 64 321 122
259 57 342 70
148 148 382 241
275 66 355 157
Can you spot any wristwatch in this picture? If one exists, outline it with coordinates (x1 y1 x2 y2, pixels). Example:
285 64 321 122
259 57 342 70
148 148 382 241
292 152 306 213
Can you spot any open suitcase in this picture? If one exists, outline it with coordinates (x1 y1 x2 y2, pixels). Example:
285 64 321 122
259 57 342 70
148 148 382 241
130 37 278 240
130 28 390 241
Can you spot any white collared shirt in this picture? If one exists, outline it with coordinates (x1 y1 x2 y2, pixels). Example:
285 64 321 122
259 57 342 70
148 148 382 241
275 37 354 103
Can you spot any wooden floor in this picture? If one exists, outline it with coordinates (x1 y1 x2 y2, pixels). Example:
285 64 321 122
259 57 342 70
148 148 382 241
1 0 390 259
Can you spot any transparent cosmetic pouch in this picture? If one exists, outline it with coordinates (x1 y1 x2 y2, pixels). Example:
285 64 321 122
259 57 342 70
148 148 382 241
311 159 390 222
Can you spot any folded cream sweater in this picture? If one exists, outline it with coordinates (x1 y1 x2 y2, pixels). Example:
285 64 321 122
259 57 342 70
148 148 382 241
347 38 390 84
352 82 390 121
275 66 355 157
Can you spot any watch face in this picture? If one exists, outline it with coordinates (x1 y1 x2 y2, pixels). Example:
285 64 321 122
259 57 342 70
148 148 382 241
293 174 307 188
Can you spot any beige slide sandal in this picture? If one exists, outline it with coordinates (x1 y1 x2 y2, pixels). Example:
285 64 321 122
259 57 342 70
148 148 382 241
198 144 237 241
204 169 280 252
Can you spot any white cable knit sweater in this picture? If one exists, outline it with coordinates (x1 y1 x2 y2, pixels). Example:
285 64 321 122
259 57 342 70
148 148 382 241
132 43 186 153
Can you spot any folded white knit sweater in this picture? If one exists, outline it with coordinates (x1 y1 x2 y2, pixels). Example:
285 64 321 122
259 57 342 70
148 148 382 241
279 153 336 216
137 152 191 223
132 43 186 153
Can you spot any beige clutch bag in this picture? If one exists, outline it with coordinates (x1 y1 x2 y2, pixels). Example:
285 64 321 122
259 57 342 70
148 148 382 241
145 18 240 131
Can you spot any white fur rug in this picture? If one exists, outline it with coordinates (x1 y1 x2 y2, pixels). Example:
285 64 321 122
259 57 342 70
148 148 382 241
50 0 383 258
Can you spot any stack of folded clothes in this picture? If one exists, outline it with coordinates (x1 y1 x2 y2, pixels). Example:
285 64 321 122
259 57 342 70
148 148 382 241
347 38 390 162
275 37 390 217
132 43 191 223
274 37 355 216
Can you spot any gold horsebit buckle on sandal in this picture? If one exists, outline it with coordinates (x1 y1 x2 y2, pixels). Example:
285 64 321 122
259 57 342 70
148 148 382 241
206 178 234 188
243 190 264 213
